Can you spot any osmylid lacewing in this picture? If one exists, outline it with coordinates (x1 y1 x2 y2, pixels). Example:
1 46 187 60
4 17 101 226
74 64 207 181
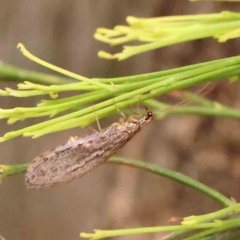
26 109 154 189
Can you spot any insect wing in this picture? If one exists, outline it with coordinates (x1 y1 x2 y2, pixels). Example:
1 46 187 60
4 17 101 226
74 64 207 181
26 123 140 189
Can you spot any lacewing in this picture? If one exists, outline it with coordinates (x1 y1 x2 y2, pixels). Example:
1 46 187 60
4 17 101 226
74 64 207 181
26 110 153 189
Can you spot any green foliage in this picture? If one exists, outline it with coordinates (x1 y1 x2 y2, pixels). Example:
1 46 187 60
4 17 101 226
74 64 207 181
0 49 240 141
95 11 240 60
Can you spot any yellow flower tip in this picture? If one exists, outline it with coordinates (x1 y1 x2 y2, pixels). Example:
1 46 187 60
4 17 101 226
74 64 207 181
7 118 19 125
31 132 44 139
96 27 114 34
4 87 12 92
80 232 93 238
17 43 28 55
17 81 32 89
126 16 139 25
23 132 34 137
96 28 106 34
17 43 31 57
49 92 58 99
0 90 9 96
0 137 6 143
0 166 6 174
17 43 24 50
98 51 116 60
50 110 58 117
218 37 227 43
37 103 45 107
17 83 24 89
94 34 112 44
214 102 222 110
94 33 101 39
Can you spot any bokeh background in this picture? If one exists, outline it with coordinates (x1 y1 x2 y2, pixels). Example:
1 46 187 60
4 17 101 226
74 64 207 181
1 1 240 240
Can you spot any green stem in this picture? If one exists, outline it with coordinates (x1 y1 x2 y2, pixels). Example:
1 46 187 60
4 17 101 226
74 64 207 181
17 43 112 91
109 157 234 207
183 204 240 225
185 219 240 240
0 61 71 85
0 164 28 179
145 98 240 120
1 55 240 140
80 220 240 239
99 55 240 84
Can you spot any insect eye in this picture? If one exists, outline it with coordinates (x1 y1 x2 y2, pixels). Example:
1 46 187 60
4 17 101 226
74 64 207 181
147 111 153 118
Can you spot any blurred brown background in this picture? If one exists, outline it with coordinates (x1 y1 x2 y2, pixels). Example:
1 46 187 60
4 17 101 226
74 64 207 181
1 1 240 240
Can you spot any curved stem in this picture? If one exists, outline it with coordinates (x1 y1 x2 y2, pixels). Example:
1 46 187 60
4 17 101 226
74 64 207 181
109 157 234 207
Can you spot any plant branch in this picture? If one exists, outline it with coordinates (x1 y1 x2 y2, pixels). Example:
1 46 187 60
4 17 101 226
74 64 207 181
0 61 71 85
109 157 233 207
1 49 240 141
95 11 240 60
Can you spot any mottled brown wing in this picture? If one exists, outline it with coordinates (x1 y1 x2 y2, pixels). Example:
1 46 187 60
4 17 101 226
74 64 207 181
26 123 140 189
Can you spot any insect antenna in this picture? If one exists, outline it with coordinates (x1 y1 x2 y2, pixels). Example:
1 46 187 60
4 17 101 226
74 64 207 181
146 82 218 117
